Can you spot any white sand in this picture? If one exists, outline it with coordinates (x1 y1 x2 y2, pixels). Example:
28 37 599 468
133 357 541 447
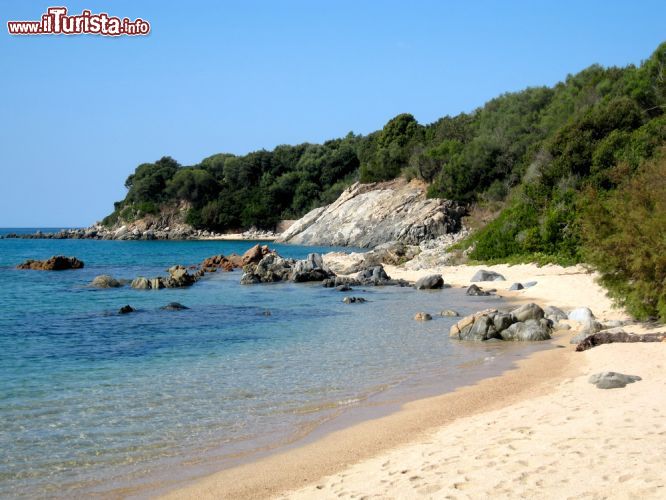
160 260 665 499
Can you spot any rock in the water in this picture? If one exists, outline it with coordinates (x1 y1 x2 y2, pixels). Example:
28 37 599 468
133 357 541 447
510 303 545 322
118 305 135 314
131 277 151 289
470 269 505 282
92 275 123 288
509 282 524 291
500 319 552 341
17 255 84 270
449 309 499 340
161 302 189 311
277 179 465 248
415 274 444 290
336 284 352 292
414 312 433 321
440 309 460 317
589 372 642 389
568 307 595 323
466 284 491 296
342 296 366 304
241 252 334 284
241 244 271 265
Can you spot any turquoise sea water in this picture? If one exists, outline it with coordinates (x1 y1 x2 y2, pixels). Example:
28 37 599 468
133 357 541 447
0 232 542 498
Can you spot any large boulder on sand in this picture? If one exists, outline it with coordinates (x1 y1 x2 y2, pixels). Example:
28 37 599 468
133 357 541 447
568 307 595 323
510 303 545 322
415 274 444 290
470 269 505 282
500 319 552 341
17 255 84 270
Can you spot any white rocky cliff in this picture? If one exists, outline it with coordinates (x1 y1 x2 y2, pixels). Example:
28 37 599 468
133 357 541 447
277 179 465 248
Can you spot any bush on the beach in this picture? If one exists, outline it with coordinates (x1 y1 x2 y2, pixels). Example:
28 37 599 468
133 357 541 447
580 154 666 321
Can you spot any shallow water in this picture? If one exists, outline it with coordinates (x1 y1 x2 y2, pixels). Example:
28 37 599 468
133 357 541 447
0 234 541 497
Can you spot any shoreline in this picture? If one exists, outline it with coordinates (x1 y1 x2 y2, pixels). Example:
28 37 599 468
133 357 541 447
156 259 660 499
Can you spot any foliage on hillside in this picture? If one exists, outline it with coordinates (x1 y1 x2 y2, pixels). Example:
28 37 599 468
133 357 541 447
106 42 664 237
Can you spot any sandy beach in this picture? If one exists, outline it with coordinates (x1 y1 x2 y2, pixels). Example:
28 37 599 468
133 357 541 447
163 261 666 499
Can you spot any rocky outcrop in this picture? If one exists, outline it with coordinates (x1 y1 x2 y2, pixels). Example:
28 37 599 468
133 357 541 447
131 266 200 290
321 264 409 288
466 284 492 296
278 179 465 248
17 256 84 270
449 303 553 342
240 252 334 284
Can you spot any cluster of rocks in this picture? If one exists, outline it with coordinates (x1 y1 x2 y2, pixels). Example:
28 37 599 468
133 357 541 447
449 303 553 341
240 252 335 284
17 255 84 270
131 265 200 290
117 302 189 314
321 265 409 288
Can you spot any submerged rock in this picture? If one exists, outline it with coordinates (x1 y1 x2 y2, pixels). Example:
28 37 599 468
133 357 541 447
92 275 123 288
118 305 135 314
17 255 84 270
161 302 189 311
413 312 433 321
440 309 460 317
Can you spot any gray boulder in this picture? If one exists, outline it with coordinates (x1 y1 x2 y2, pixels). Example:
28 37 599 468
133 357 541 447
589 372 642 389
462 314 501 341
568 307 595 323
510 303 545 322
544 305 568 322
523 281 538 288
471 269 505 282
415 274 444 290
501 319 552 341
92 274 123 288
509 282 524 291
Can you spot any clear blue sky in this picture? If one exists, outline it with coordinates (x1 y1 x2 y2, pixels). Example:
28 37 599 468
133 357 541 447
1 0 664 227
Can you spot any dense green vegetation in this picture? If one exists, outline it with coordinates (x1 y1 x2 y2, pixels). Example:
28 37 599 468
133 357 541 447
105 42 665 319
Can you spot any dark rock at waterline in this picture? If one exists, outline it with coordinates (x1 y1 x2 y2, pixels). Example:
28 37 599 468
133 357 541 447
342 296 366 304
161 302 189 311
500 319 552 341
470 269 505 282
118 305 135 314
415 274 444 290
466 284 491 296
509 282 524 291
240 252 335 284
440 309 459 317
336 284 352 292
589 372 642 389
17 255 84 270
